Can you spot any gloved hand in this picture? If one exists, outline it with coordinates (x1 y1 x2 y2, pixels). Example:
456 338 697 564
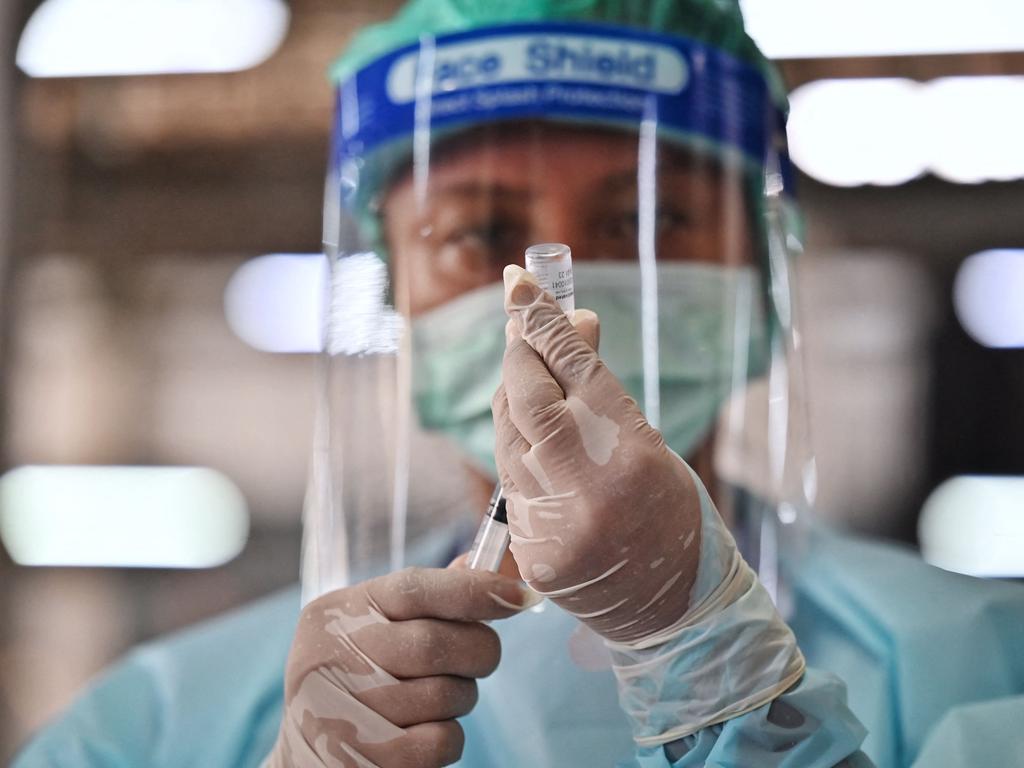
493 264 704 644
265 566 539 767
493 264 805 745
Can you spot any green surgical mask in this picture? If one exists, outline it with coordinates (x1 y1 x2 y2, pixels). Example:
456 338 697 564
411 262 768 475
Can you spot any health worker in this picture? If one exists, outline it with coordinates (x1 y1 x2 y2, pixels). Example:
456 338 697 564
15 2 1024 767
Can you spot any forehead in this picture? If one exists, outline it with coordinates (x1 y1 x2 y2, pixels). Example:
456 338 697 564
385 122 720 202
427 123 641 183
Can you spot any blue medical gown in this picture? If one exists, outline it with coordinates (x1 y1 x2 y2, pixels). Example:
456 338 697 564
14 528 1024 767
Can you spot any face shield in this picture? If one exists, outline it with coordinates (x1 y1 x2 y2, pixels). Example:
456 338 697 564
304 21 813 611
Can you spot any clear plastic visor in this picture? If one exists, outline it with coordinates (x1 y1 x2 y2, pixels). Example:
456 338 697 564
305 32 810 607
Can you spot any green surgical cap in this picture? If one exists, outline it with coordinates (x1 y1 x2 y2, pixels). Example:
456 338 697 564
330 0 787 110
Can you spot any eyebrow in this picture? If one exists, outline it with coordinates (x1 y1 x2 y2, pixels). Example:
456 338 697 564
599 156 707 192
600 170 640 194
427 181 534 202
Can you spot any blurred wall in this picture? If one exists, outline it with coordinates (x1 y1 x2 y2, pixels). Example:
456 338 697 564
798 251 937 536
799 177 1024 537
0 0 15 438
0 1 21 759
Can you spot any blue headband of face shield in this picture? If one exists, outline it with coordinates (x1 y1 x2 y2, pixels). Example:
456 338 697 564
328 20 795 247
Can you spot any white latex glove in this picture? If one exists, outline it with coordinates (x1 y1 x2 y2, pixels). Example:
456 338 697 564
265 566 539 767
493 264 805 744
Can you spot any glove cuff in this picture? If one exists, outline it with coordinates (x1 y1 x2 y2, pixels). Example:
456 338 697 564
605 475 806 747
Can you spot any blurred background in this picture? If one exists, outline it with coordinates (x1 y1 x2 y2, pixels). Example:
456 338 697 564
1 0 1023 761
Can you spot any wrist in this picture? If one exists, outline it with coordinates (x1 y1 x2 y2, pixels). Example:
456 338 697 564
607 554 805 745
603 462 806 746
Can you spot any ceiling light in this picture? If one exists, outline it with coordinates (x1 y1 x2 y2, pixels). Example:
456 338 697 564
787 78 925 187
788 76 1024 186
0 466 249 568
741 0 1024 59
919 476 1024 577
225 254 326 354
17 0 289 78
924 77 1024 184
953 249 1024 348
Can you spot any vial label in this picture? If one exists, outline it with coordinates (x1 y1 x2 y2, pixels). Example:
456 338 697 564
527 260 575 315
536 263 573 303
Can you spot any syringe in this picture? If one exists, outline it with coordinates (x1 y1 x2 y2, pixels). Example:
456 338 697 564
467 243 575 572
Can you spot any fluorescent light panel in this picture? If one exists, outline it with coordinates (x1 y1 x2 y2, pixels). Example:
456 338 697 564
0 466 249 568
225 252 404 356
740 0 1024 59
17 0 290 78
788 76 1024 186
224 254 326 354
953 250 1024 349
920 476 1024 577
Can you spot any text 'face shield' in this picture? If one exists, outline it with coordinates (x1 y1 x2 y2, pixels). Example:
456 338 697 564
305 22 810 605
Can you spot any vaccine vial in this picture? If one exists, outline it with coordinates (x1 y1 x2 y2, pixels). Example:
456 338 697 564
525 243 575 315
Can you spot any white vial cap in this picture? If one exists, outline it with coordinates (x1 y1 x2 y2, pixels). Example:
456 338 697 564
525 242 572 264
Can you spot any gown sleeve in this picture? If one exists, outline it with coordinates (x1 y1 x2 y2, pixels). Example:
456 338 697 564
12 657 165 768
619 521 1024 768
11 588 297 768
626 667 874 767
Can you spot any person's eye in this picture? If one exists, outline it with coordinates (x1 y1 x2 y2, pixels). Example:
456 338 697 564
601 211 639 241
654 208 693 236
602 208 692 240
446 221 522 260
